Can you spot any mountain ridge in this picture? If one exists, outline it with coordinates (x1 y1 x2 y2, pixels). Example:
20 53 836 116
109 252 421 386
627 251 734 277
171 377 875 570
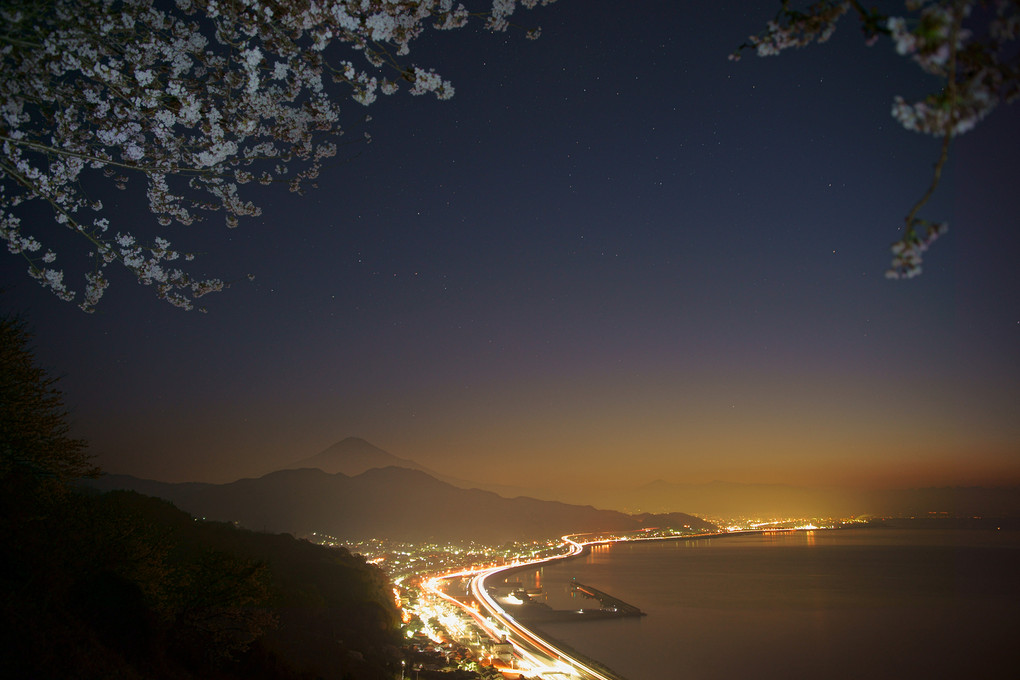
608 478 1020 518
86 465 717 542
282 436 538 499
285 436 433 476
92 438 1020 524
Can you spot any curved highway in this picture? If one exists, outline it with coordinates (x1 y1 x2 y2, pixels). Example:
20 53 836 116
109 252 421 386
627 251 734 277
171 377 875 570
424 529 798 678
427 535 626 679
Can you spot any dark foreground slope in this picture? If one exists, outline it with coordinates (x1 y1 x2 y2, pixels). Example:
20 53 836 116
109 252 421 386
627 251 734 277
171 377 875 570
93 466 717 542
2 489 400 680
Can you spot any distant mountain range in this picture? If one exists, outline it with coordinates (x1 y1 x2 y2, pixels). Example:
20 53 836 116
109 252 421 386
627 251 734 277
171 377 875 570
294 439 1020 519
605 479 854 518
284 437 433 477
88 437 1020 541
603 479 1020 519
284 436 538 499
88 465 717 542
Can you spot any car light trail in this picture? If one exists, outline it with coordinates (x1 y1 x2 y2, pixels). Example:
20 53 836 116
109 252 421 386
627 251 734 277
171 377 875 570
466 536 622 680
421 535 619 679
420 532 730 679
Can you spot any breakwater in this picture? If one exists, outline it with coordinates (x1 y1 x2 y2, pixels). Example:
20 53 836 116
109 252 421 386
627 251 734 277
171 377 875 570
570 580 645 616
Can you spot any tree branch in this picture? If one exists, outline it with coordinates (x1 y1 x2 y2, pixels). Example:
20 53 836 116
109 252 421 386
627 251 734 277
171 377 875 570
902 2 963 236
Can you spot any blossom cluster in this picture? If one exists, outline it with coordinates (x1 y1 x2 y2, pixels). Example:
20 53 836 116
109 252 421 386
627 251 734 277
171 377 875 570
885 221 949 279
730 1 852 58
735 1 1019 277
1 0 555 310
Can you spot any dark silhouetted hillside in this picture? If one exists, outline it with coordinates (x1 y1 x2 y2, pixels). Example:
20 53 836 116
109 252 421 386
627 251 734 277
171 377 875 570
3 489 400 680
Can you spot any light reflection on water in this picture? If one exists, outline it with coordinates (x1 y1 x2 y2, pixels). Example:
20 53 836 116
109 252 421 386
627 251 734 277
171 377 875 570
525 528 1020 680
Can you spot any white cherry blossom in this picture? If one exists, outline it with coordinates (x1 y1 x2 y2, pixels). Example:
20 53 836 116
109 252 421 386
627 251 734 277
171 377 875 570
1 0 555 311
736 1 1019 278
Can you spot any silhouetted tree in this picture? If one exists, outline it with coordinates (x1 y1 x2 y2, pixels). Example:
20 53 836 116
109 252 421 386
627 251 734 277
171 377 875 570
0 314 97 496
168 549 276 668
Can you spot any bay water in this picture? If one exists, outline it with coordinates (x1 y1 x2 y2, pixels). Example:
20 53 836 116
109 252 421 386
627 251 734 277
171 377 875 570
512 528 1019 679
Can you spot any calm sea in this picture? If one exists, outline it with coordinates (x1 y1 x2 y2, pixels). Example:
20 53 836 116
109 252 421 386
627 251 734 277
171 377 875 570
509 528 1019 680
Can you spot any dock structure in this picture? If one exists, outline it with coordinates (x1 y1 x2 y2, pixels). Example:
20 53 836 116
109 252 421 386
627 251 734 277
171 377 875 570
570 580 645 616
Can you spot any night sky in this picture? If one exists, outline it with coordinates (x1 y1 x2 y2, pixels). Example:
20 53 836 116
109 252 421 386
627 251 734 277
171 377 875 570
4 1 1019 499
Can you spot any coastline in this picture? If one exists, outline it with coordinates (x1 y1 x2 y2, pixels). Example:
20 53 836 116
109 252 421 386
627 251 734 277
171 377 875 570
479 532 737 680
496 525 1020 680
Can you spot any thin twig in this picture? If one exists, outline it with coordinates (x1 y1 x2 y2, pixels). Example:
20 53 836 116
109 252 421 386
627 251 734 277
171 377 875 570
0 135 214 176
902 2 962 235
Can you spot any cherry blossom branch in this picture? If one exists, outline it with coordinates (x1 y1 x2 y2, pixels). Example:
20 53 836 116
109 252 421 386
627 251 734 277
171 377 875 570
2 0 558 310
887 1 965 279
0 135 216 176
737 1 1018 278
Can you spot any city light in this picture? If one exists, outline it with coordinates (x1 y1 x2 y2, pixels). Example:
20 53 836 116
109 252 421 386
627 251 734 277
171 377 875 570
309 521 844 678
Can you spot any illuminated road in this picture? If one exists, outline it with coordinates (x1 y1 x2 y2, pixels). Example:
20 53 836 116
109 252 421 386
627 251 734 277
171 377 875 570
426 535 625 679
422 528 818 678
472 536 626 679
